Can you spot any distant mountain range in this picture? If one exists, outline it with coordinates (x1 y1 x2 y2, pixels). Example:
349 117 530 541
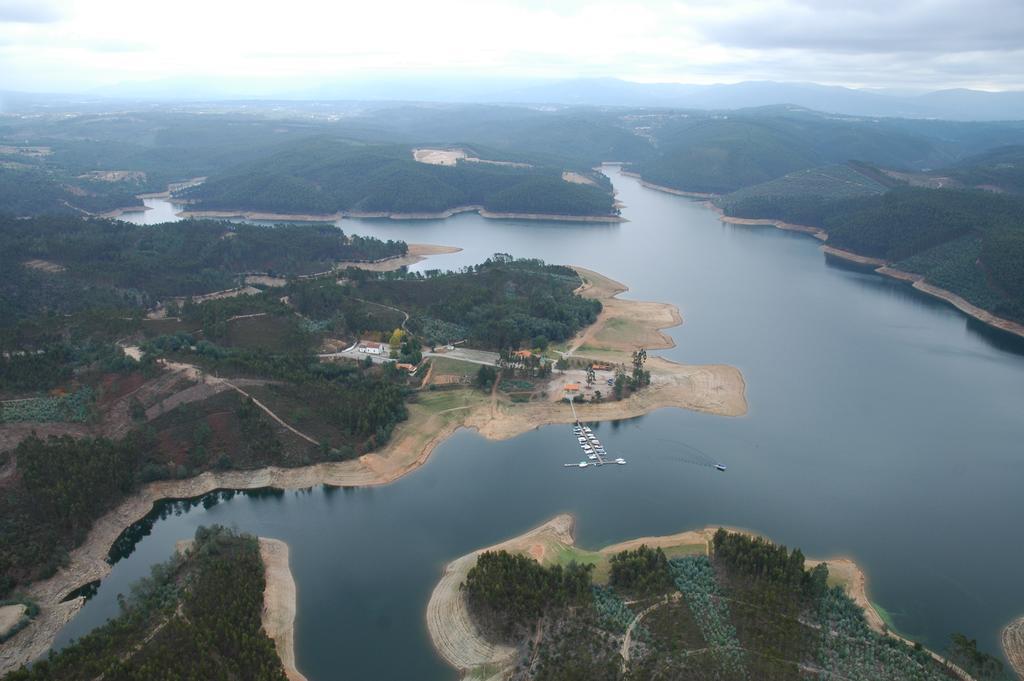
2 77 1022 122
489 79 1024 121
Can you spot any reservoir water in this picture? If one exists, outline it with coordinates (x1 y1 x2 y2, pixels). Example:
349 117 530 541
65 166 1024 678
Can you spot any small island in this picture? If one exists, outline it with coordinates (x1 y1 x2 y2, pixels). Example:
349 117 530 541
428 515 999 681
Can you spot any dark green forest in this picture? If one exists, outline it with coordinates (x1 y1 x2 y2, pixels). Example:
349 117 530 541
463 550 594 639
354 255 601 348
0 214 406 321
179 138 617 217
2 526 288 681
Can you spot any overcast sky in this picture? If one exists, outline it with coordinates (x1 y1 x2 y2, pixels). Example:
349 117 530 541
1 0 1022 93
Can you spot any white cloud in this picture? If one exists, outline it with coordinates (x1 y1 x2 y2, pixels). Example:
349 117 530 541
0 0 1020 92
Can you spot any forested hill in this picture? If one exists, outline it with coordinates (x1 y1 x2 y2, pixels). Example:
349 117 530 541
2 526 289 681
718 180 1024 324
943 145 1024 194
4 105 1024 217
0 214 407 320
178 138 617 217
634 110 1024 195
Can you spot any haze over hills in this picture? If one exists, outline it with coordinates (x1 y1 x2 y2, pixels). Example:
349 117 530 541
4 77 1024 121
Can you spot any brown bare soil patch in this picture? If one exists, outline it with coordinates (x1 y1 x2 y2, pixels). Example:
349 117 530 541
413 148 468 166
562 171 597 186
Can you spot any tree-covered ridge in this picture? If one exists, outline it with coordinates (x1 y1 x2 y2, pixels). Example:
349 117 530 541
718 183 1024 324
0 168 143 216
0 214 406 320
715 163 889 218
2 526 288 681
635 112 955 195
945 145 1024 194
354 255 602 348
179 138 618 217
462 532 997 681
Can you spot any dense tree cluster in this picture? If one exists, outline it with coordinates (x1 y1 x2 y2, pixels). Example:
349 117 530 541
463 551 593 639
0 341 138 394
608 546 673 596
360 256 601 349
0 433 148 596
713 529 828 599
3 526 288 681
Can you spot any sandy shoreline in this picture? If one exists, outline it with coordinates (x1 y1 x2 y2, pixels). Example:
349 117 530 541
258 539 306 681
174 538 304 681
428 514 978 681
618 169 717 198
336 243 463 272
705 202 828 240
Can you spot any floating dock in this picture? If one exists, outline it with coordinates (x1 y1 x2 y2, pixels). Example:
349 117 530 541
564 397 625 468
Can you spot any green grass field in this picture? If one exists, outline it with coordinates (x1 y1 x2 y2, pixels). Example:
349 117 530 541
428 357 480 377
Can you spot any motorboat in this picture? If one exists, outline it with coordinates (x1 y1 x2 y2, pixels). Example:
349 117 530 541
614 458 626 464
715 464 727 472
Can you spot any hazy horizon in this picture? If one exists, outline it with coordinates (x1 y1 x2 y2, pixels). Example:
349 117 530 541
2 0 1023 95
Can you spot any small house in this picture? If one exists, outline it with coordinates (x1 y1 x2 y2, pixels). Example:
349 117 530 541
358 341 383 355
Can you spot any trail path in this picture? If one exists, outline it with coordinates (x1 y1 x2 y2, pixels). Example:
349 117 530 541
620 594 680 666
131 347 321 447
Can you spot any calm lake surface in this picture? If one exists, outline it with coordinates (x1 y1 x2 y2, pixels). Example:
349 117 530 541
59 166 1024 678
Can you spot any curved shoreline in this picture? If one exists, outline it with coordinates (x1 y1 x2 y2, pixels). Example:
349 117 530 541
618 169 717 198
0 265 745 674
623 169 1024 340
258 538 307 681
176 205 625 224
427 514 979 681
1002 615 1024 681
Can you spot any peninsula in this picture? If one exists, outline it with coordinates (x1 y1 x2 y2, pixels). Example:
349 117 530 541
428 515 989 681
0 229 744 674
